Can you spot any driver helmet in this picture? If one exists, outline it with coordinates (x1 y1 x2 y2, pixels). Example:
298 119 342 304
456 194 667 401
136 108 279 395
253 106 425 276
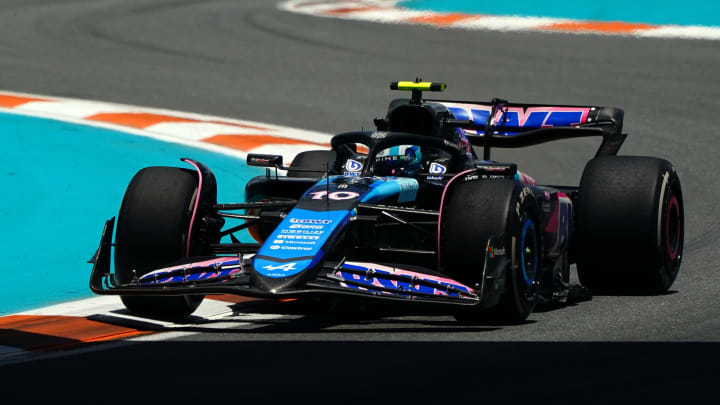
374 145 422 177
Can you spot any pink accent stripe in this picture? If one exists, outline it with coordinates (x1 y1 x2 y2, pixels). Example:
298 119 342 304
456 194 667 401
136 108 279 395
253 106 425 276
497 106 591 127
517 170 537 186
544 197 559 233
442 104 591 127
345 262 474 291
155 257 237 272
436 169 475 270
181 158 203 257
142 257 239 279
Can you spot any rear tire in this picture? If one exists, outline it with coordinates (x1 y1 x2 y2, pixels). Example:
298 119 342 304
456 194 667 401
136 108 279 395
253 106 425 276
287 150 336 178
575 156 684 294
115 167 205 319
441 179 542 323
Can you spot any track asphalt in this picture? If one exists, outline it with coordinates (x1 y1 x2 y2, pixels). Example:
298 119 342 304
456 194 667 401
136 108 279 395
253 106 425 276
1 0 718 400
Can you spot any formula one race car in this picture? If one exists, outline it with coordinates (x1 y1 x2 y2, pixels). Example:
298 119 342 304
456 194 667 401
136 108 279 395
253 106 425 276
90 81 684 323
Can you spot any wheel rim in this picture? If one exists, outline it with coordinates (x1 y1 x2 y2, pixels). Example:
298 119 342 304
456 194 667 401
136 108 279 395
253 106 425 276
520 219 538 287
665 194 682 261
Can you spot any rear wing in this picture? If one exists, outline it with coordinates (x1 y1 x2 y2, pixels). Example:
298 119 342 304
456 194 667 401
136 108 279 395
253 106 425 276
428 98 626 159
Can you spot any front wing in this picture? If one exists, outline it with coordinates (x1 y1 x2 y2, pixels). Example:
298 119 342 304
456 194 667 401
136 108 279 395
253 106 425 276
90 218 507 309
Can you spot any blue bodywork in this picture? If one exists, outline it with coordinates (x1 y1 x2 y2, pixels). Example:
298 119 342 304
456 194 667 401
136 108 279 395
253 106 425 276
253 175 419 278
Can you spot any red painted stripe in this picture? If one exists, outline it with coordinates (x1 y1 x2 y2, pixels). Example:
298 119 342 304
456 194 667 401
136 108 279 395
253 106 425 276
0 94 48 108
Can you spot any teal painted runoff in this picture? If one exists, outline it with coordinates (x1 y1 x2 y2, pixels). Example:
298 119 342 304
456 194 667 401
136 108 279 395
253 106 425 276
0 112 264 315
402 0 720 26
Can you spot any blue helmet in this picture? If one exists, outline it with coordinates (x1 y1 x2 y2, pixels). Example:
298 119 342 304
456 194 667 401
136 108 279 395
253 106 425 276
373 145 422 177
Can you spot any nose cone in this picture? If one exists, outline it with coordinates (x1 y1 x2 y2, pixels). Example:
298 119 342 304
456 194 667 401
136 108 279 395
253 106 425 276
251 208 351 291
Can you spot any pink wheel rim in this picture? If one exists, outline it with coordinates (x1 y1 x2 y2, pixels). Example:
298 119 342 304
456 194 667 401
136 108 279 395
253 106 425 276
665 195 680 260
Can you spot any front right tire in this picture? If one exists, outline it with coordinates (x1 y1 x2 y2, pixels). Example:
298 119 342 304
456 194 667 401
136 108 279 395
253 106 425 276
440 179 542 323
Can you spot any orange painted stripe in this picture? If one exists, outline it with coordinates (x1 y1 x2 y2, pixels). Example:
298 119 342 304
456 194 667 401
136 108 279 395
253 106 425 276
542 21 656 33
86 112 198 129
407 13 472 26
204 134 330 151
0 315 149 351
0 94 48 108
86 113 271 131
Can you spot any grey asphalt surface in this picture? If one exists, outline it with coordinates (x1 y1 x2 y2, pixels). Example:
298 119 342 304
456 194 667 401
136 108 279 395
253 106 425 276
1 0 719 399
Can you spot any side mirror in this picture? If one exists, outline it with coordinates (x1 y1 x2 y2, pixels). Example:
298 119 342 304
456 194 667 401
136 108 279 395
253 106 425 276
247 154 283 167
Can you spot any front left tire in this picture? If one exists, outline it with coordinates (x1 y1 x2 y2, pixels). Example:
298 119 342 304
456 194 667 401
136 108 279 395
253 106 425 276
114 167 206 319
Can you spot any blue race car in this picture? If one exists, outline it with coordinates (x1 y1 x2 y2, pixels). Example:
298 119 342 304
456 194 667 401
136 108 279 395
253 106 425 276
90 81 684 323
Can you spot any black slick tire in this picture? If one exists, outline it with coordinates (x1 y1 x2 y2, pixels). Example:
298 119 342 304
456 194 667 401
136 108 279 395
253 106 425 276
575 156 684 294
441 179 542 323
114 167 205 319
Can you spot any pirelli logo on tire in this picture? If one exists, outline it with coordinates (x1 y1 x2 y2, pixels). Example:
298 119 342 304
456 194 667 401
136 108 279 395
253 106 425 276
517 186 533 216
